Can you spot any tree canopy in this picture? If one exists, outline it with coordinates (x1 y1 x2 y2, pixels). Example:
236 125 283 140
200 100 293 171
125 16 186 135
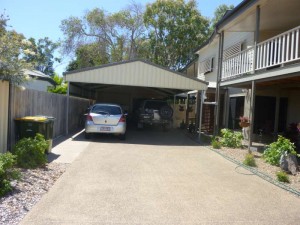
144 0 209 70
0 14 34 84
48 74 67 94
210 4 234 29
61 1 239 72
61 3 147 71
0 13 61 84
60 1 235 72
24 37 61 76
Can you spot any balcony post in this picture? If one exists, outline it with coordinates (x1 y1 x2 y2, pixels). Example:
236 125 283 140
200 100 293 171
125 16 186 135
214 31 224 136
253 5 260 73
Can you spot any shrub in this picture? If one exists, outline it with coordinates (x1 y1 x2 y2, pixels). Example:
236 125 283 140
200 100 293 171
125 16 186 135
243 153 256 167
13 133 48 169
220 129 243 148
0 152 20 197
276 170 290 183
263 135 298 166
211 137 222 149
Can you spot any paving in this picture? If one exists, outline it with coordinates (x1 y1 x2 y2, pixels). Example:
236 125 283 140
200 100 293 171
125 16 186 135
21 128 300 225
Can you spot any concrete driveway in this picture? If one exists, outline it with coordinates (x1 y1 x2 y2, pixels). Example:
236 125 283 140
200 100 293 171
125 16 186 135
21 128 300 225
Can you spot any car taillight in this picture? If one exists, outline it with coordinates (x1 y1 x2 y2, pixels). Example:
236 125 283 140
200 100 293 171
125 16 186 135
86 114 93 121
119 115 126 123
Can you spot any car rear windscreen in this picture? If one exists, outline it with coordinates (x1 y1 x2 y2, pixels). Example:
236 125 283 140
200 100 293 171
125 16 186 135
91 105 122 115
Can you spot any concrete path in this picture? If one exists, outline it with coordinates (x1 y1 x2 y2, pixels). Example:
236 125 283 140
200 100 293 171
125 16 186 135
21 129 300 225
48 130 89 164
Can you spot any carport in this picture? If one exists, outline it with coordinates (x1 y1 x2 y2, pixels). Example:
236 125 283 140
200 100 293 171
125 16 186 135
64 59 208 133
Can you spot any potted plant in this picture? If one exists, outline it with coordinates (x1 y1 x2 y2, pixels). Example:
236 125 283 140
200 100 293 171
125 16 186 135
239 116 250 128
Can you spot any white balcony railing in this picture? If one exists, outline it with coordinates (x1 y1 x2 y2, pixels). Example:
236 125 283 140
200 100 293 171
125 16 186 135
222 47 254 80
221 25 300 80
256 26 300 70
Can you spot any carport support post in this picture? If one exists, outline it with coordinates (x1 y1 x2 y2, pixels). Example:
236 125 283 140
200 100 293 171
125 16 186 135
185 94 190 127
173 95 176 128
195 91 201 130
66 81 70 135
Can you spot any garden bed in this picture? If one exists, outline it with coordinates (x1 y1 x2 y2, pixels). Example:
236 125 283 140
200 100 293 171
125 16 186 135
210 145 300 193
0 162 67 225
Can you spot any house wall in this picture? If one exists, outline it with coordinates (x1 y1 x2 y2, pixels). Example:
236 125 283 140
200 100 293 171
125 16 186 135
245 87 300 130
287 90 300 125
185 61 198 78
0 81 9 153
23 79 53 92
197 40 219 87
224 32 254 50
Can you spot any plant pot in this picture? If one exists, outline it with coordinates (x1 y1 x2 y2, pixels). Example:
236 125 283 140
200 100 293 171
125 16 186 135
239 122 250 128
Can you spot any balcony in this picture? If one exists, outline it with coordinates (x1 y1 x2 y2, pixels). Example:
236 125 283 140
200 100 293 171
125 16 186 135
221 25 300 81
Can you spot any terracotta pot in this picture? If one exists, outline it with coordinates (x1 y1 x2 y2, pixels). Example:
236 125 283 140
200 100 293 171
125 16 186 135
239 122 250 128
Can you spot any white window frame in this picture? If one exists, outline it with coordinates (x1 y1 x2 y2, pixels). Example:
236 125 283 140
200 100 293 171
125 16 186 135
198 57 214 74
223 42 243 59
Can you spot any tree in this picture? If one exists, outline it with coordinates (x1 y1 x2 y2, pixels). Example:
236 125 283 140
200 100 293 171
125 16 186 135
24 37 61 76
66 43 109 71
48 74 67 94
210 4 234 29
143 0 209 70
60 3 146 71
0 14 34 85
0 12 9 35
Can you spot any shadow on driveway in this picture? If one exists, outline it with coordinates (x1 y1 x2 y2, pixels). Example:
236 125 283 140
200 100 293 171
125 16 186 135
71 127 201 147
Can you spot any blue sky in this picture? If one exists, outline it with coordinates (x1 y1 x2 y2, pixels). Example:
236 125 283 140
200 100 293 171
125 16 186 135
1 0 242 75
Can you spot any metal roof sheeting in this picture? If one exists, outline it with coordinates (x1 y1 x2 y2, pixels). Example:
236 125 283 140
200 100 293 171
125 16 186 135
65 60 208 91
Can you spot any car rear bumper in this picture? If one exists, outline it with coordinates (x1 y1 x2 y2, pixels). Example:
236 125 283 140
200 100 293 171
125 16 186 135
139 117 171 125
85 121 126 134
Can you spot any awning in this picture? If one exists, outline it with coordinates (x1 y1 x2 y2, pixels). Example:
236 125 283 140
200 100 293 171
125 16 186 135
64 60 208 94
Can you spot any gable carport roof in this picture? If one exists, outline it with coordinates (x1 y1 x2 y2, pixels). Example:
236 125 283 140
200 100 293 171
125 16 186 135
64 60 208 94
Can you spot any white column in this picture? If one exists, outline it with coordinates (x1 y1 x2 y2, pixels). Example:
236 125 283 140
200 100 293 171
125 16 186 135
198 90 204 140
248 81 256 152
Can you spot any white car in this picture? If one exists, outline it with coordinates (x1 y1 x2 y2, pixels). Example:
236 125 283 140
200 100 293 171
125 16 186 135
84 103 127 140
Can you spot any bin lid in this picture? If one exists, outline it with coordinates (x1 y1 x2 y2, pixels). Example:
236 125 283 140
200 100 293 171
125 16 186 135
15 116 48 122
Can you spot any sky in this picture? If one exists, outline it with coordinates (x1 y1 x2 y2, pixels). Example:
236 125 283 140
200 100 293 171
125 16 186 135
1 0 242 75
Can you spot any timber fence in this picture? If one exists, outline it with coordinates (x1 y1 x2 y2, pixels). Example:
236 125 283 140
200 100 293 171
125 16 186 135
8 87 90 149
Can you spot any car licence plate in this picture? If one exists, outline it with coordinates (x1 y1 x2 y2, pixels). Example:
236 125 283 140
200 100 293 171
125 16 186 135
100 127 111 131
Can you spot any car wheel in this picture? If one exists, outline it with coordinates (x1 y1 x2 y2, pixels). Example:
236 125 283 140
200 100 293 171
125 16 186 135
85 132 91 139
159 105 173 119
119 133 126 140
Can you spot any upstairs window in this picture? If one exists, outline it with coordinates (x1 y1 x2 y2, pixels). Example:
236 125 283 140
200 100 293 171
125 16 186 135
199 57 214 74
223 42 243 59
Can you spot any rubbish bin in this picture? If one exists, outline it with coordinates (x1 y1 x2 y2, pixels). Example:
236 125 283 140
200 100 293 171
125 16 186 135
15 116 55 153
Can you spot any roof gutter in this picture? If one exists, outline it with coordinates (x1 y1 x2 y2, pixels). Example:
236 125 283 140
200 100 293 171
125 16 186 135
215 0 258 31
194 0 258 54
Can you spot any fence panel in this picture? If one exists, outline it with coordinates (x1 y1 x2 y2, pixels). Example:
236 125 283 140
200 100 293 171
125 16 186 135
0 81 9 153
9 87 90 148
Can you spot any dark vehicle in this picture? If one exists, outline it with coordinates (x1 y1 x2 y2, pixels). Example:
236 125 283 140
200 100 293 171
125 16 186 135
136 100 173 130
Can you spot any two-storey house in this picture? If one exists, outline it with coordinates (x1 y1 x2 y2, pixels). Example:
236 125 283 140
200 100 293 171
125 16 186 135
196 0 300 148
